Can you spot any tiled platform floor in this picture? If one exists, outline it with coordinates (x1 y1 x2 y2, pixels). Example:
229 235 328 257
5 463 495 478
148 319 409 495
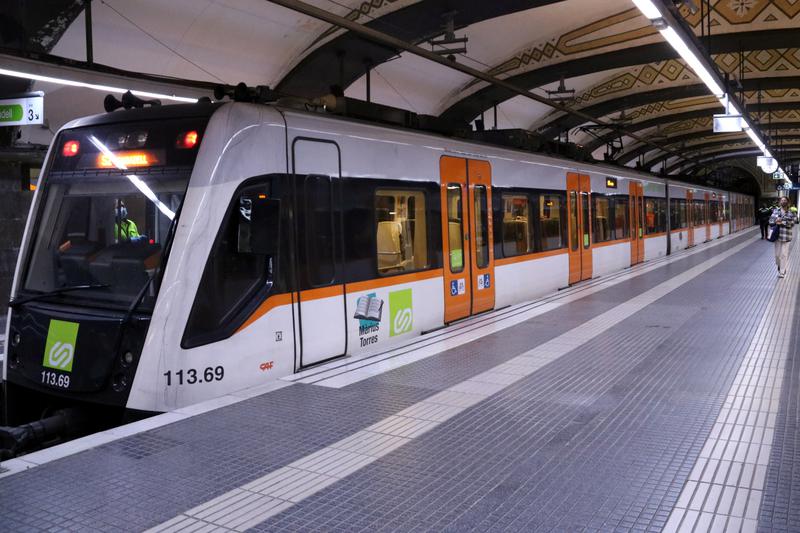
1 229 799 532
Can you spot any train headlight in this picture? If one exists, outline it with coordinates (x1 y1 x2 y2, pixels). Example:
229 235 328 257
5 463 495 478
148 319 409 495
121 351 134 366
11 331 21 347
111 373 128 392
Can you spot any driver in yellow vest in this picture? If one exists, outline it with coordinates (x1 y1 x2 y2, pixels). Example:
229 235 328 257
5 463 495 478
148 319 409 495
114 203 141 242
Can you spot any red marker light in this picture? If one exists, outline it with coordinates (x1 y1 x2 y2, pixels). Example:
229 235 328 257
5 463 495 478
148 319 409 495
176 130 199 149
149 239 155 245
62 140 80 157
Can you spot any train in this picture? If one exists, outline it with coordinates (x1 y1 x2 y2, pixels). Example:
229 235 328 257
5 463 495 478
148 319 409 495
0 96 754 455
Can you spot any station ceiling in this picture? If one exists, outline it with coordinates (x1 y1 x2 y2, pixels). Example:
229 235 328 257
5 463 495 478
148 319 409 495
2 0 799 191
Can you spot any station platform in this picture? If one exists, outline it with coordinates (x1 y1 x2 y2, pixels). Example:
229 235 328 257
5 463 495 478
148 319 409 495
1 226 798 533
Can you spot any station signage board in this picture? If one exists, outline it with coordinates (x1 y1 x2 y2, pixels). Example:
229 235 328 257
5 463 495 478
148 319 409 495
775 183 799 191
0 92 44 126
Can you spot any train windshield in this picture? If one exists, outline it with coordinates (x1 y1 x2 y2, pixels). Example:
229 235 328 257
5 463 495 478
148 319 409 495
21 118 207 310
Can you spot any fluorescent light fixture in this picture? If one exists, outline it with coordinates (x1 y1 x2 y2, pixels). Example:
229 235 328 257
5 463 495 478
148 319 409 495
757 156 778 173
713 114 743 132
0 66 198 103
658 27 724 96
89 135 176 220
632 0 663 19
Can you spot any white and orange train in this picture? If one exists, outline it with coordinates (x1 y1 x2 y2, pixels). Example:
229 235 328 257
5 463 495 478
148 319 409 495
3 100 754 428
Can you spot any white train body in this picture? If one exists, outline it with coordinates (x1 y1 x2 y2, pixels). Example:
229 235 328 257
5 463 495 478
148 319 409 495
3 102 755 420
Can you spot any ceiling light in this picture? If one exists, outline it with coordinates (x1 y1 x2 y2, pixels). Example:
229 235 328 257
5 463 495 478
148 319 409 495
0 66 198 103
632 0 663 19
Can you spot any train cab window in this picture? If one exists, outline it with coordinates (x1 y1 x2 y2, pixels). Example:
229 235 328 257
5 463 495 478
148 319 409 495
474 186 489 268
612 195 629 239
446 185 464 272
501 193 531 256
592 195 612 243
375 189 429 275
539 193 565 251
645 198 667 234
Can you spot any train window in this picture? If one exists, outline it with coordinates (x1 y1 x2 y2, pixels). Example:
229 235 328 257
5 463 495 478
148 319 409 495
375 189 429 275
446 184 464 273
670 199 688 229
708 201 719 223
501 193 531 256
569 191 578 251
645 198 667 234
581 193 591 249
539 193 565 251
613 195 629 239
474 186 489 268
592 195 612 243
693 200 706 226
183 176 282 348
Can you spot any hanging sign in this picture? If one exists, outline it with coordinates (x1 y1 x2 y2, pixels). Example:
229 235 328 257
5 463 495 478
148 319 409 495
0 92 44 126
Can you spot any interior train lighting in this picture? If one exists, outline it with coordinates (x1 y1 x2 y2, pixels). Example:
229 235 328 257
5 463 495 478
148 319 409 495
0 66 198 104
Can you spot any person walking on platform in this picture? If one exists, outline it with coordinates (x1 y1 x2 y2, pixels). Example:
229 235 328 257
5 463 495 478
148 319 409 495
769 196 796 278
758 203 772 239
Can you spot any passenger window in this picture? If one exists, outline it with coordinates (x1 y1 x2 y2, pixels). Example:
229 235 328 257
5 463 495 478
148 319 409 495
502 193 530 256
613 196 629 239
375 189 429 275
304 176 335 286
474 186 489 268
539 194 564 251
645 198 667 234
446 185 464 272
592 195 611 243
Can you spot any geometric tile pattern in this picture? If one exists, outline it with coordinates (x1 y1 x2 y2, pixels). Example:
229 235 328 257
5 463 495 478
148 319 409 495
664 242 799 532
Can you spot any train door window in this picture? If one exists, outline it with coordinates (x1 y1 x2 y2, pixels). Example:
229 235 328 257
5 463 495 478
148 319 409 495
375 189 429 275
447 184 464 272
540 193 564 251
183 176 282 348
569 191 578 251
502 193 530 256
474 185 489 268
581 192 591 248
613 196 629 239
679 200 688 228
303 176 335 286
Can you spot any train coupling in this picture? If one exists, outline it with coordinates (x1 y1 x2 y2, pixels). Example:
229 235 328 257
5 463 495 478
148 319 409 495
0 408 90 459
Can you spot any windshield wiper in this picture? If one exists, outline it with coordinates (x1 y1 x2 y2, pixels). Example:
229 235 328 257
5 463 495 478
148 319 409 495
9 284 111 308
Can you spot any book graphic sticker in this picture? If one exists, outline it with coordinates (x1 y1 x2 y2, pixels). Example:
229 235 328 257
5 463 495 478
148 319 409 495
354 294 384 322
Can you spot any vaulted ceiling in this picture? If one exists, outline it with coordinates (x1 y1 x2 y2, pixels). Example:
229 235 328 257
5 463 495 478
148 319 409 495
2 0 799 192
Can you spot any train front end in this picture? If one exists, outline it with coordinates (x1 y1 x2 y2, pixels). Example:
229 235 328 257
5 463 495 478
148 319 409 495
1 106 214 455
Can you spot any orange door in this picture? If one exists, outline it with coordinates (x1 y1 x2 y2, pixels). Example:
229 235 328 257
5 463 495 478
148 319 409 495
440 156 496 323
687 190 695 247
630 182 645 265
567 173 593 284
468 160 495 315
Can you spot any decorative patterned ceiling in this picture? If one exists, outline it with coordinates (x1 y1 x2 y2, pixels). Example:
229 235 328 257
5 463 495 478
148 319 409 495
2 0 799 185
